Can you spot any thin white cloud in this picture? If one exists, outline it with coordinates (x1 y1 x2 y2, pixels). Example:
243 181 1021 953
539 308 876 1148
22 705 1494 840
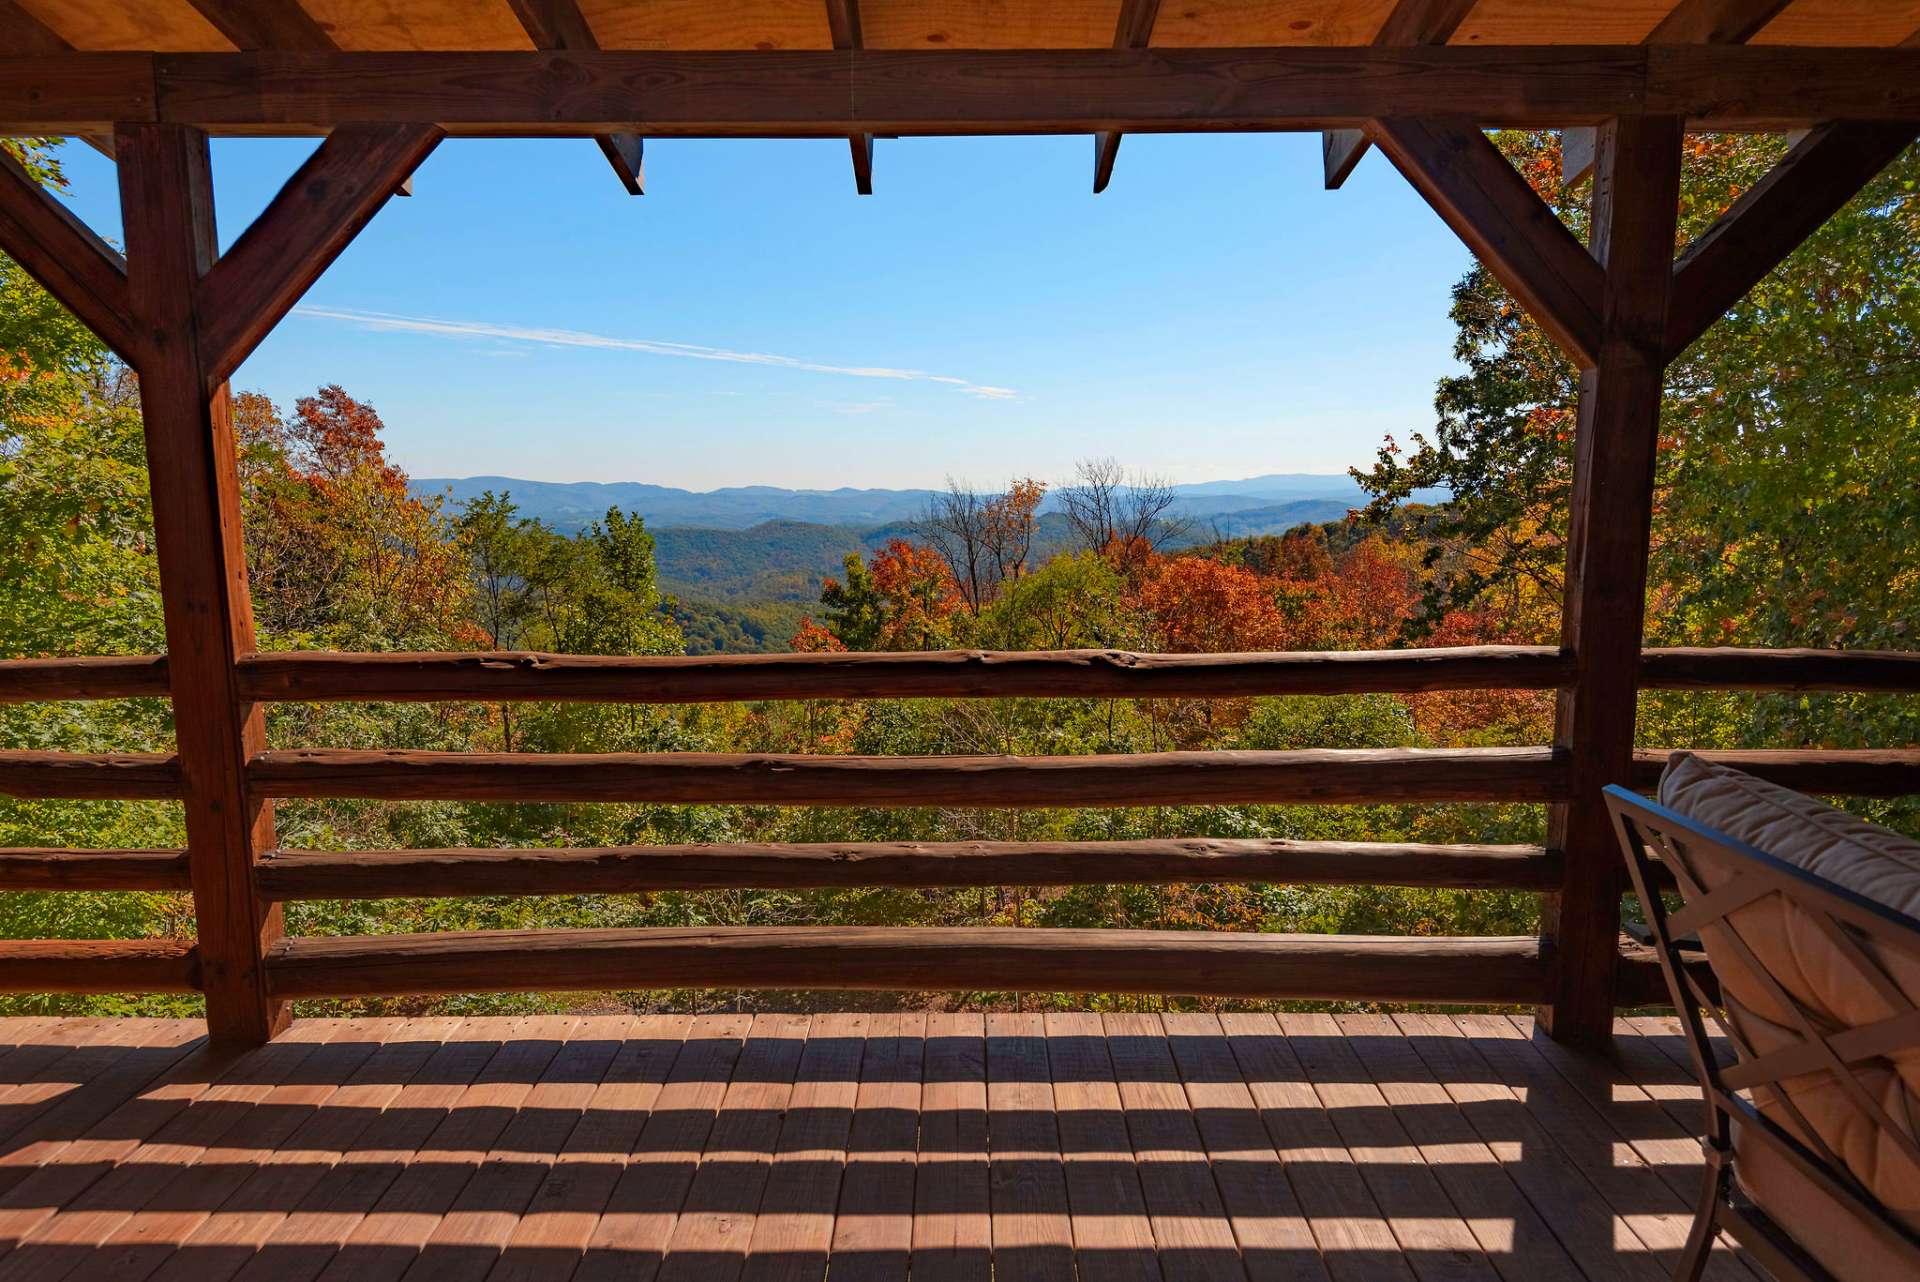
293 305 1016 401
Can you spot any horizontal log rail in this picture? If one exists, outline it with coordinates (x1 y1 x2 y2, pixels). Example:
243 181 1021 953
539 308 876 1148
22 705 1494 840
11 645 1920 705
0 848 192 891
1637 647 1920 692
234 645 1576 703
0 938 200 992
254 838 1559 900
0 655 169 703
0 751 181 800
264 926 1546 1004
1632 748 1920 798
248 746 1569 805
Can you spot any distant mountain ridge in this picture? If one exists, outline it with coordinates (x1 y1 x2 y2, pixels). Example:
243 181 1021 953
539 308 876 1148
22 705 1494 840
411 472 1433 533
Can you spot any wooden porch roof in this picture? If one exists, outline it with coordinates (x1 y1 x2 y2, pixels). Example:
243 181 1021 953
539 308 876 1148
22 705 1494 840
10 0 1920 54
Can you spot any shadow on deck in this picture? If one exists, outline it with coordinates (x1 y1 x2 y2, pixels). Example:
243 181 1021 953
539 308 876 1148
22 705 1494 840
0 1013 1749 1282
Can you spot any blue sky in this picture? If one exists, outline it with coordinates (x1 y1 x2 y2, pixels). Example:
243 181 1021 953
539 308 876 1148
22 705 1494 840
53 132 1472 491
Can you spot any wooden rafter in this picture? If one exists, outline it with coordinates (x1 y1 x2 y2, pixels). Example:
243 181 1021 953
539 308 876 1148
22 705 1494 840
824 0 874 194
1644 0 1794 45
0 145 139 361
1322 0 1477 189
1367 116 1604 366
1666 122 1917 360
1562 0 1791 187
183 0 333 52
196 123 443 386
9 47 1920 136
1092 0 1160 194
504 0 645 193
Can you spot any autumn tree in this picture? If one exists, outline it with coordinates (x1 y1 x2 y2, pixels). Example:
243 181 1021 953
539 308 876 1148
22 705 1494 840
1058 457 1191 556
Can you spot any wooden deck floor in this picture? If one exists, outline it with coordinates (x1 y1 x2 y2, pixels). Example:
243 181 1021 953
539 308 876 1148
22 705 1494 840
0 1013 1754 1282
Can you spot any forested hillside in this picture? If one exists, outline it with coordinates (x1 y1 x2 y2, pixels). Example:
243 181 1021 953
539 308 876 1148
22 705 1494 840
4 131 1916 1018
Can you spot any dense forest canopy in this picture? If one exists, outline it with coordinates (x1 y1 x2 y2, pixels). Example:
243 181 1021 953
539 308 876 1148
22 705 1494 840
2 132 1915 1016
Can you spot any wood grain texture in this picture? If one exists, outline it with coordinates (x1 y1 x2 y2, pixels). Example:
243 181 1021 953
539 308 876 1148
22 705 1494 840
1367 115 1605 366
506 0 648 194
264 927 1547 1003
234 644 1575 702
252 838 1558 900
0 655 171 702
0 847 192 890
0 143 139 361
245 746 1569 805
4 47 1910 137
0 939 200 993
118 121 287 1045
0 750 181 799
1665 121 1918 360
196 121 443 383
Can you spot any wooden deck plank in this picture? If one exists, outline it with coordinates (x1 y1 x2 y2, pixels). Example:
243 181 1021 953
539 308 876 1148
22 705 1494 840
0 1021 206 1172
1 1020 346 1282
1278 1013 1500 1282
1040 1012 1160 1282
57 1021 379 1282
570 1013 753 1282
400 1017 629 1282
1217 1013 1415 1282
1388 1014 1668 1282
1102 1013 1247 1282
307 1017 578 1282
739 1013 868 1282
0 1028 230 1266
655 1012 811 1282
484 1015 692 1282
1159 1013 1328 1282
225 1018 518 1282
1458 1015 1761 1282
147 1018 464 1282
1330 1014 1583 1282
0 1015 1771 1282
825 1012 923 1282
983 1012 1075 1282
910 1012 989 1282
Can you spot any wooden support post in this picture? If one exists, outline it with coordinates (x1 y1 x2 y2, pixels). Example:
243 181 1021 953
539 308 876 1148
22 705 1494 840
1540 116 1683 1047
116 123 287 1045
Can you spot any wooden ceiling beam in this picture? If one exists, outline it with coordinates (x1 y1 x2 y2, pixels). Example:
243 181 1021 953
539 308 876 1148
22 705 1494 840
1323 0 1477 189
1643 0 1794 45
183 0 333 52
1092 0 1160 194
825 0 874 194
1562 0 1792 187
0 3 114 158
1369 116 1605 366
0 145 140 361
505 0 645 193
5 47 1920 135
195 123 441 385
1665 121 1917 361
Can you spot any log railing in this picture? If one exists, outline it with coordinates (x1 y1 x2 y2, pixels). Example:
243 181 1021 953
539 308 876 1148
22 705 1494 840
3 644 1915 1016
9 644 1920 705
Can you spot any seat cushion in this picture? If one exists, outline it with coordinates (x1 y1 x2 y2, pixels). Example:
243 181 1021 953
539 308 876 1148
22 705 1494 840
1734 1120 1920 1282
1657 752 1920 1259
